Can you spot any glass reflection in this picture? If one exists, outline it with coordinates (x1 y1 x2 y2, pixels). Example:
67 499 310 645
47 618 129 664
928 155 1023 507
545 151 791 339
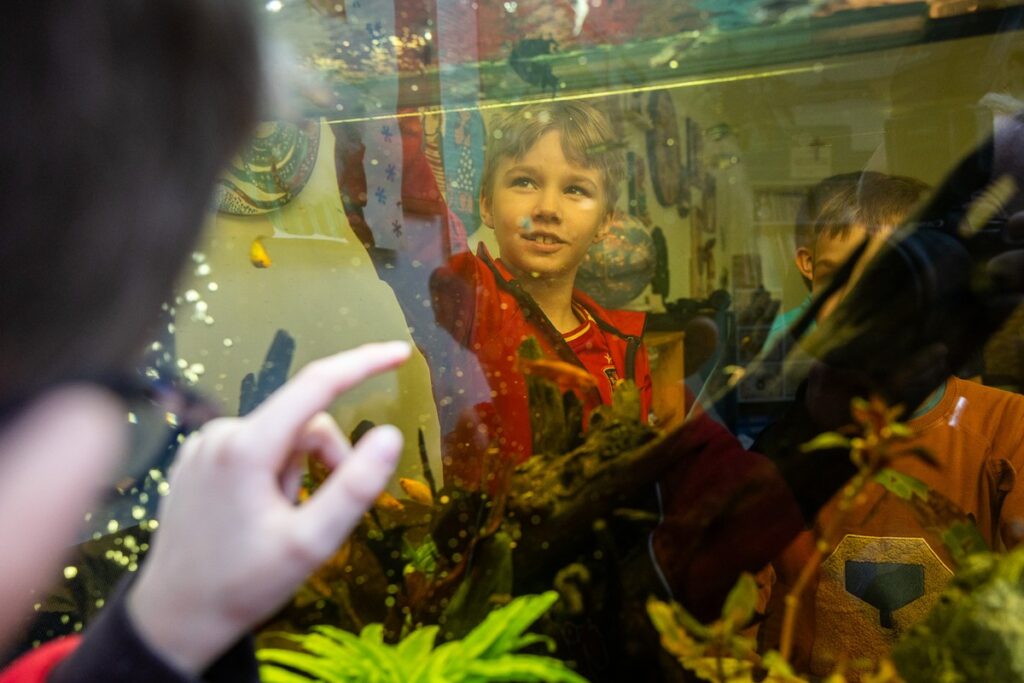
15 3 1024 682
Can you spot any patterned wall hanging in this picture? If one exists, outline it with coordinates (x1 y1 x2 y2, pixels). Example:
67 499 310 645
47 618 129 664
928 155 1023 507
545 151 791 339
216 120 321 216
443 108 486 235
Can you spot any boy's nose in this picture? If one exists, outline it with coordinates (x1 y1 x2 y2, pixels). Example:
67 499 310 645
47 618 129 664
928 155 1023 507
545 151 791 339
532 188 562 222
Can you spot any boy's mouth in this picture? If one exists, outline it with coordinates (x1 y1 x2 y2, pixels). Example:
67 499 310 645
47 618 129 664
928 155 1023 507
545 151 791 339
521 231 566 245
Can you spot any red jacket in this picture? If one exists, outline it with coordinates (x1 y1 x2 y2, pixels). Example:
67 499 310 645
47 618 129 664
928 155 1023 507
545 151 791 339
430 244 652 490
0 638 79 683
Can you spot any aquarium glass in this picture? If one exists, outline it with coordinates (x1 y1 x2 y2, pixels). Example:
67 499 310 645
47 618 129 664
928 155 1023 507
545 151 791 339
20 1 1024 681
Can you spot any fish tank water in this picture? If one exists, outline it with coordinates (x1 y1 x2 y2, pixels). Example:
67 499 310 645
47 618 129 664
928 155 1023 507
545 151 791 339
15 1 1024 681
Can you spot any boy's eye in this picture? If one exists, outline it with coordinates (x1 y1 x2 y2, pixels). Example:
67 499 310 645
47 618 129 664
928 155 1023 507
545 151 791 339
510 176 536 189
565 184 591 197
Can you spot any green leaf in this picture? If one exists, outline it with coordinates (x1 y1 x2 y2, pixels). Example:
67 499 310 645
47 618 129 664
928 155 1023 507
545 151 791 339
458 592 559 660
721 573 758 628
284 633 358 673
403 535 440 575
671 600 714 641
874 469 930 502
307 627 405 681
887 423 914 438
258 665 317 683
360 623 385 644
762 650 801 679
396 625 439 663
258 649 350 682
942 521 989 565
646 599 705 659
409 640 463 683
511 632 557 653
440 532 514 640
463 655 589 682
683 656 754 682
801 432 852 453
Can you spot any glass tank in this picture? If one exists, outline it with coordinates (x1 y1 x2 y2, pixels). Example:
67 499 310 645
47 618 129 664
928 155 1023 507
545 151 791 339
15 1 1024 681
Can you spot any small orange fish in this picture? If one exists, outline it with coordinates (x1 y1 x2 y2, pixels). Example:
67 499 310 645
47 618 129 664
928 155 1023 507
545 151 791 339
516 356 598 391
249 236 272 268
374 491 405 511
399 477 434 505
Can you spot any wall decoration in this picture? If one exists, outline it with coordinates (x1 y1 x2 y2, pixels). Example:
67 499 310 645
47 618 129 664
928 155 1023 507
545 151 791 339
646 90 683 208
704 173 718 235
443 109 486 235
216 120 321 216
577 213 656 308
685 116 703 191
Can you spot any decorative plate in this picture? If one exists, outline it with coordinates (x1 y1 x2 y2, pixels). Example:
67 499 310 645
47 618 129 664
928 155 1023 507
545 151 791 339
646 91 683 208
216 120 321 216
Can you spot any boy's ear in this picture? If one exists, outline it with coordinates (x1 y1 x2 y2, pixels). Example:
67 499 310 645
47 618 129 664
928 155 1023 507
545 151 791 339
795 246 814 281
479 193 493 229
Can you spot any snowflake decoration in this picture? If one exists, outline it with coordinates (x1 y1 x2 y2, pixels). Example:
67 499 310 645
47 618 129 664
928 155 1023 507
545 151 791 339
380 125 394 143
375 187 387 204
385 163 397 182
392 220 403 238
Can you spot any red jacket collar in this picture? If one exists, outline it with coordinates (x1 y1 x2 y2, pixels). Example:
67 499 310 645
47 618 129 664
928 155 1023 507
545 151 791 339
475 243 646 339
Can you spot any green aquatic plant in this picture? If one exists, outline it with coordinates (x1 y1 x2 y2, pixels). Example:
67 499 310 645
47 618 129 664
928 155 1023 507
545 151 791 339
258 591 588 683
892 546 1024 683
647 394 936 683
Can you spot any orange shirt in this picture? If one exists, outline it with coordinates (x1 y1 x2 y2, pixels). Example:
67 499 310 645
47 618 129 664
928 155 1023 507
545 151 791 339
770 376 1024 676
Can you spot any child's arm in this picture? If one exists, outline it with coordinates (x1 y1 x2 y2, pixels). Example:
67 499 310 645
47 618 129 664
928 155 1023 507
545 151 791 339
332 117 479 351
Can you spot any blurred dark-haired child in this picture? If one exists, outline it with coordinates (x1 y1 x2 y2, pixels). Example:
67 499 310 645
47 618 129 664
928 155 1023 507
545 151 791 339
761 171 1024 677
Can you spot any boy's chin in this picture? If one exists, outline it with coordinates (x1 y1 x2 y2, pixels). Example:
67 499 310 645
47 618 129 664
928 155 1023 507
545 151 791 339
507 260 571 282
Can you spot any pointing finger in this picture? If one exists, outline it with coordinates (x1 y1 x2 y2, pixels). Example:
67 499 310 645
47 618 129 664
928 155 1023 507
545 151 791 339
237 342 410 466
279 413 353 501
294 425 402 557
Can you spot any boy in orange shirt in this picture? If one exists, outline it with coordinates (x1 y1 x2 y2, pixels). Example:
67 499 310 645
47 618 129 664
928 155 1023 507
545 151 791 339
764 171 1024 676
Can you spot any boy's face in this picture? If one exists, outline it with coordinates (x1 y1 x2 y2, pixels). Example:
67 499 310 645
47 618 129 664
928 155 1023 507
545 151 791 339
806 224 892 321
481 130 611 283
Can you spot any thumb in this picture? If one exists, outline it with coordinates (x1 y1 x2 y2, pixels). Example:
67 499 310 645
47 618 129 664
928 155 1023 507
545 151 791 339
295 425 402 549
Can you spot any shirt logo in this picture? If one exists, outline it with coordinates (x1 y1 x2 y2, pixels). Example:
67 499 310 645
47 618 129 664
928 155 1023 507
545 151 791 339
809 534 953 675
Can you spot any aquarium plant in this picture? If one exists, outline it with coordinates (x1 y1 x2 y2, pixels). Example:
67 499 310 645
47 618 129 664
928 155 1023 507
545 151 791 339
892 546 1024 683
257 591 588 682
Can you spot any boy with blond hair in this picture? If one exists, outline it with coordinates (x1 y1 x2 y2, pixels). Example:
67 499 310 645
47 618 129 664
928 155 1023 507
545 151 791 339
429 101 653 488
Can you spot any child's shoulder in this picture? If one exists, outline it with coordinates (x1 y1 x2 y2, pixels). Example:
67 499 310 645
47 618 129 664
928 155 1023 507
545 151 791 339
952 376 1024 414
944 376 1024 447
572 289 646 339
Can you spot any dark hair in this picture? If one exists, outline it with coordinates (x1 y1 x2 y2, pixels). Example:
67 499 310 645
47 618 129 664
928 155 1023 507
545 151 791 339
798 171 931 248
0 1 263 408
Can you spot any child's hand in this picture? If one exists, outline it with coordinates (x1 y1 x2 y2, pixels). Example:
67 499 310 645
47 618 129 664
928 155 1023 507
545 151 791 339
127 342 411 674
